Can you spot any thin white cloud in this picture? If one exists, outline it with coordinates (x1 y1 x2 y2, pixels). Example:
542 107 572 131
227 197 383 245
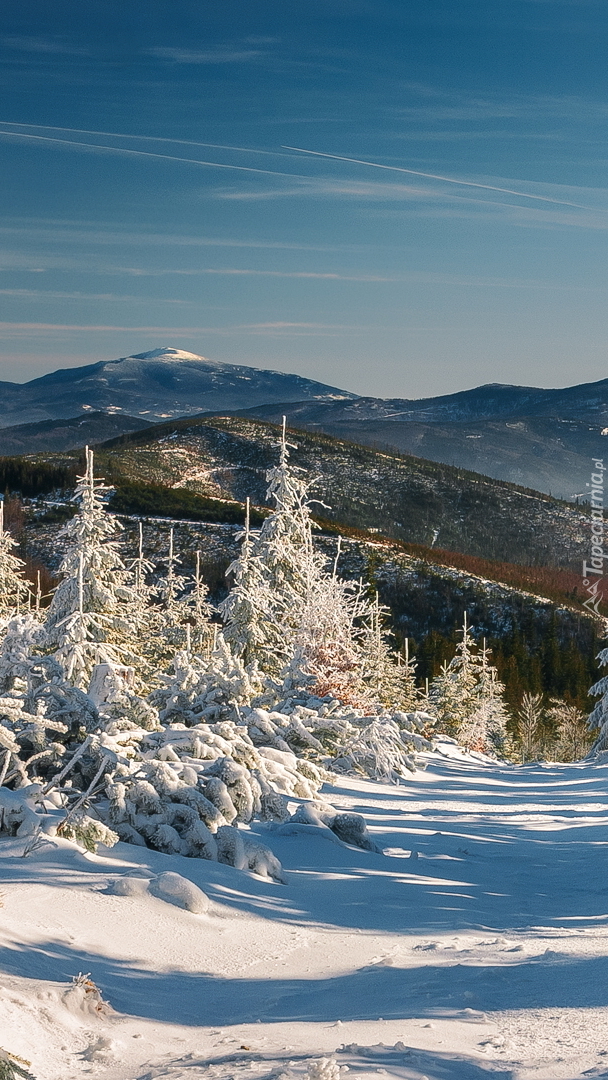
0 323 202 331
394 86 608 125
215 178 433 202
241 322 358 329
0 223 343 251
147 47 262 64
0 288 189 303
283 146 607 213
2 250 608 290
0 321 369 336
0 322 366 345
1 35 87 55
179 268 395 281
390 129 563 142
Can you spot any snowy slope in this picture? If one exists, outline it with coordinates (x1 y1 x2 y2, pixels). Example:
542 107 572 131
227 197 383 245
3 746 608 1080
0 348 356 428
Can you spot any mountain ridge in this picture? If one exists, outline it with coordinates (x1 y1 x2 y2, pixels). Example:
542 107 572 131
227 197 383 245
0 347 356 428
1 347 607 497
87 413 587 571
0 412 153 457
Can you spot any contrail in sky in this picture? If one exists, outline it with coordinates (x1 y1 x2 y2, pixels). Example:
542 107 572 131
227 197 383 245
282 145 604 212
0 130 294 177
0 120 284 157
0 124 602 212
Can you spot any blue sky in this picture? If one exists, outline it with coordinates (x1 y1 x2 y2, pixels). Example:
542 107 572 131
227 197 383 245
2 0 608 397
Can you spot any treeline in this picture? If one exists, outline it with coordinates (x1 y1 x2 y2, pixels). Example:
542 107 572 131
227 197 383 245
109 480 268 526
411 617 601 714
316 522 592 615
0 458 77 496
399 543 591 615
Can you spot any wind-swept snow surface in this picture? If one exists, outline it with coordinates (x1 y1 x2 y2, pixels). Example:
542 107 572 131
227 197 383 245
3 746 608 1080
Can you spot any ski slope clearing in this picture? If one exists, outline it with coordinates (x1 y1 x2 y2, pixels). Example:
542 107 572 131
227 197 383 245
2 744 608 1080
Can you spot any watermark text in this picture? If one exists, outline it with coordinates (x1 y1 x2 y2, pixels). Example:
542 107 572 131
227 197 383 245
583 458 605 614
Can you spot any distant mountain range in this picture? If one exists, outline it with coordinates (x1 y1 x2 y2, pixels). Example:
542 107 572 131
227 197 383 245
0 347 354 428
1 346 607 498
237 402 605 499
0 412 152 457
233 380 608 499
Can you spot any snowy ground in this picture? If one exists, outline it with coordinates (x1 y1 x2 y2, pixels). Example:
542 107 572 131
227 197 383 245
3 744 608 1080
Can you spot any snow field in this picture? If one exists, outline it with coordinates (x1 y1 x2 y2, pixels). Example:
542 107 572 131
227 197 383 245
4 749 608 1079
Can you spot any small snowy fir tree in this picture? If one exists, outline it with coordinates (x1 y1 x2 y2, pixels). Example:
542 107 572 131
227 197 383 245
156 526 182 617
516 691 544 762
221 423 324 673
180 549 216 656
220 498 278 666
44 448 139 688
128 521 156 626
0 613 45 693
148 528 215 665
587 641 608 755
545 698 591 761
339 714 425 781
361 594 421 710
428 614 482 737
458 641 510 755
0 500 31 618
284 540 372 704
222 432 382 703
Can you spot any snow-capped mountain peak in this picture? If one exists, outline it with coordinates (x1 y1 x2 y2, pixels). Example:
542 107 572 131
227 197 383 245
129 348 216 364
0 346 355 427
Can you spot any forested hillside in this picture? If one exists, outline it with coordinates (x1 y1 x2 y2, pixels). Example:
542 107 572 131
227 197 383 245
94 416 590 568
0 416 599 715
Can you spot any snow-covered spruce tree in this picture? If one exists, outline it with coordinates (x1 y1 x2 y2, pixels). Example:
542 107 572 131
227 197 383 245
458 641 510 754
0 499 31 617
280 538 373 705
43 448 139 688
0 502 45 694
0 613 45 694
145 533 217 672
337 714 428 782
361 594 422 711
128 520 156 627
156 526 182 617
516 691 544 762
220 424 324 674
428 614 482 737
181 549 216 655
545 698 591 761
587 643 608 755
219 498 279 668
141 526 187 668
221 431 389 704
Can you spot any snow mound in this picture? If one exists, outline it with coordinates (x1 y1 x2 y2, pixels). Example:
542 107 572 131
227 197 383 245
149 871 210 913
109 870 210 912
108 874 151 898
331 812 378 851
242 836 286 882
288 801 380 851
